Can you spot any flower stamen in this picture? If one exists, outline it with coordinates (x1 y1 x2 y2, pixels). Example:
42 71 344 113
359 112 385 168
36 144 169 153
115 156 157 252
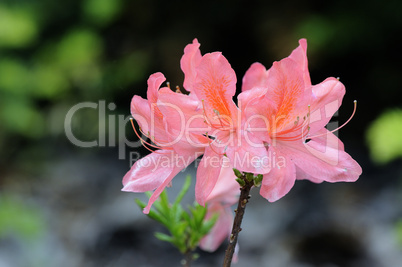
130 119 173 153
273 105 311 141
204 132 226 156
307 100 357 140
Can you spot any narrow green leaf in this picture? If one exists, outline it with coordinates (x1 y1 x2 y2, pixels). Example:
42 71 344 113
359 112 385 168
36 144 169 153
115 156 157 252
171 203 184 225
232 168 242 178
154 232 174 243
236 177 245 187
174 175 191 206
191 204 207 228
134 198 146 210
200 213 219 235
159 190 170 212
181 210 191 222
172 221 188 236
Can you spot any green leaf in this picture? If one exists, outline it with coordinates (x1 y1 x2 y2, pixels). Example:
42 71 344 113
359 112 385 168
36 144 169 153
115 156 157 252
181 209 191 222
246 172 254 182
232 168 243 178
236 177 246 187
192 204 207 227
154 232 174 243
134 176 219 257
254 174 263 187
200 213 219 235
171 203 184 226
158 189 170 212
151 191 171 223
172 221 188 237
174 175 191 206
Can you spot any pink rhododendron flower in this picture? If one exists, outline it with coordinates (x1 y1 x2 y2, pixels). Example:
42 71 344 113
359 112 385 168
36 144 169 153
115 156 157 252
242 39 362 201
122 72 209 214
180 39 270 206
122 39 253 212
122 38 362 218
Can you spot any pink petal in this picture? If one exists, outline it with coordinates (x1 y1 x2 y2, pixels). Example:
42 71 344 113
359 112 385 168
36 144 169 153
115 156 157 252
130 95 168 144
280 132 362 183
295 165 323 183
260 148 296 202
146 72 166 105
122 150 176 193
240 93 276 143
205 156 240 204
195 146 224 206
193 52 238 124
288 38 311 87
180 39 202 93
265 58 307 118
308 77 346 135
224 130 271 174
157 87 207 137
142 165 183 214
310 128 345 151
130 95 151 131
237 86 268 118
122 149 198 214
241 62 269 92
199 202 233 252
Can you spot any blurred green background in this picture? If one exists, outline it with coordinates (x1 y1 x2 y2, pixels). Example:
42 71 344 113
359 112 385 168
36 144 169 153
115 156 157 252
1 0 401 266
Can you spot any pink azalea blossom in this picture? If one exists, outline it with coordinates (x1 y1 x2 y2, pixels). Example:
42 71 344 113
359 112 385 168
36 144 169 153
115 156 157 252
122 39 251 212
180 39 271 206
122 38 362 216
242 39 362 201
122 72 209 214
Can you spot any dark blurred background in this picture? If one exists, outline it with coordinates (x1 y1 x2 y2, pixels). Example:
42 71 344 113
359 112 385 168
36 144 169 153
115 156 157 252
1 0 402 266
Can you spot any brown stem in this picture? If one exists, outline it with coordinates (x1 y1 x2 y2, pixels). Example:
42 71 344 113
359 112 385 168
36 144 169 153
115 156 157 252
181 250 192 267
223 175 253 267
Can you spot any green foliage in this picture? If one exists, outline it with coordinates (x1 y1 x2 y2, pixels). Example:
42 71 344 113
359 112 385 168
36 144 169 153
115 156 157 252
0 194 44 240
396 220 402 246
0 58 31 95
366 109 402 164
56 29 103 70
0 1 149 144
0 96 45 138
233 170 263 188
135 176 218 255
0 5 39 48
82 0 123 26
